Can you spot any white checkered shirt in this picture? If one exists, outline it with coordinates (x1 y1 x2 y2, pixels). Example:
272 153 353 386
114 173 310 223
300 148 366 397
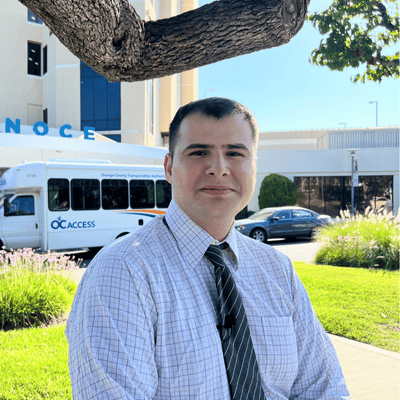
66 199 350 399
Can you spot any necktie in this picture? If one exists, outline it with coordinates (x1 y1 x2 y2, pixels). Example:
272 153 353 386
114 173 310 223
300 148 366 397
205 244 266 400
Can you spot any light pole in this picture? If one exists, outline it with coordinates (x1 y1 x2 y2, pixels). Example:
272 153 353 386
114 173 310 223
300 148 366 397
339 122 346 129
348 149 358 216
203 89 214 98
369 101 378 126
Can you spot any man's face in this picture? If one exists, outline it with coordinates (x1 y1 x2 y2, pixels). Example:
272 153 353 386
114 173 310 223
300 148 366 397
164 112 257 228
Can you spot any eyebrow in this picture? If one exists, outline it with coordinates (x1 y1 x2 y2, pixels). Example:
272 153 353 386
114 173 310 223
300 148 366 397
184 143 250 152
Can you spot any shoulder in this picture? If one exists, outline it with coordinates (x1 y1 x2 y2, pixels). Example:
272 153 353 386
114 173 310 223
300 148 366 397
99 215 166 259
83 216 169 284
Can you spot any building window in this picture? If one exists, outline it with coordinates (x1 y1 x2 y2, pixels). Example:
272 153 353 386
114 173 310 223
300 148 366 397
294 175 393 217
27 9 43 24
80 61 121 131
43 45 47 75
103 134 121 142
43 108 48 124
28 42 41 76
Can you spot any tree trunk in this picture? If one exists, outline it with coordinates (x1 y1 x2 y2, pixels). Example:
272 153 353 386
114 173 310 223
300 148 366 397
18 0 310 82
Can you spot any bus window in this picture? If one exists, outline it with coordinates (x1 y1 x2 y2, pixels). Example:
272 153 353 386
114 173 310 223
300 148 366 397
5 195 35 217
130 180 155 208
102 179 128 210
48 178 70 211
156 180 172 209
71 179 100 210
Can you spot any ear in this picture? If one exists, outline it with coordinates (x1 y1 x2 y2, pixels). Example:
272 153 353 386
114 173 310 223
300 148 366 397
164 153 173 184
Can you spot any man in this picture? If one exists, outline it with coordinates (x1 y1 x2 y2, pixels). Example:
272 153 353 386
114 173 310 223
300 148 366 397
66 97 350 399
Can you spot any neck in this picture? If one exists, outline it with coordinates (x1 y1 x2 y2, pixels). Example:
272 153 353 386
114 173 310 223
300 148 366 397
192 215 234 242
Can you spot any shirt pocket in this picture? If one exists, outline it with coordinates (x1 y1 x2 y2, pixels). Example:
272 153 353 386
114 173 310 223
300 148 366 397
256 316 298 390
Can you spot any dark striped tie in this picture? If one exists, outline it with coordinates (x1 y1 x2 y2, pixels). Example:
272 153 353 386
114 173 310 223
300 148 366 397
205 244 266 400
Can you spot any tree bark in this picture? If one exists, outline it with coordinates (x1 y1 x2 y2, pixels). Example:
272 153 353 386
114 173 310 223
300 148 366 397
18 0 310 82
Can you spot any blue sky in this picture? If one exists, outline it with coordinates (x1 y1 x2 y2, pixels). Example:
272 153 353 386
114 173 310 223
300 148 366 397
198 0 399 132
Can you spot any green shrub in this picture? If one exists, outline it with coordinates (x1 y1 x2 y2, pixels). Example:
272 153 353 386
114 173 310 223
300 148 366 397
0 248 79 329
315 208 400 270
258 173 297 209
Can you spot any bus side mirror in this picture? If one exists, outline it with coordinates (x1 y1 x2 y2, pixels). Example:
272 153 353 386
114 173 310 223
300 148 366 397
4 199 9 216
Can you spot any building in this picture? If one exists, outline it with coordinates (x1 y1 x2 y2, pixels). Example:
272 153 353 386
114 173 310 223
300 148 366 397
0 0 198 168
248 126 399 217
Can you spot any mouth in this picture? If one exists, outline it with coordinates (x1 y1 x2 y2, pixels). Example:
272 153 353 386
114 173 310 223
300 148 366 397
200 186 233 194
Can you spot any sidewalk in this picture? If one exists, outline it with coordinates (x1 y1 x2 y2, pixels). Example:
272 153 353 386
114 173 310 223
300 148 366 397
329 334 399 400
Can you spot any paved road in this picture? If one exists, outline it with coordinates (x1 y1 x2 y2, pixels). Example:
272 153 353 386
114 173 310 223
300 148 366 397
267 238 322 263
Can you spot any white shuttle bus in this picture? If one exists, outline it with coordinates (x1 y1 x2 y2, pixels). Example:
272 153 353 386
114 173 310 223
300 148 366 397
0 159 172 251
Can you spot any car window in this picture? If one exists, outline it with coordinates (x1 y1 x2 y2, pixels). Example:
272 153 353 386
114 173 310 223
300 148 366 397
274 210 291 219
292 210 312 219
249 210 275 220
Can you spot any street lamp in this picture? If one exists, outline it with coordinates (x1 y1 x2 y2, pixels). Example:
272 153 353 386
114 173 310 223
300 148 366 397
203 89 215 98
368 101 378 127
339 122 346 129
348 149 358 216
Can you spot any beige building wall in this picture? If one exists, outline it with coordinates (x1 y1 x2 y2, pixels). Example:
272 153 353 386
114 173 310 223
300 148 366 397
42 31 81 130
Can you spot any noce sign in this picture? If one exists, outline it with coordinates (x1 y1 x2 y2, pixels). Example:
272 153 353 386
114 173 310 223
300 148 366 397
5 118 95 140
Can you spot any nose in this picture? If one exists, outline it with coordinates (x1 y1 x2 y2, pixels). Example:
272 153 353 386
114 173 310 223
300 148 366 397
206 152 230 177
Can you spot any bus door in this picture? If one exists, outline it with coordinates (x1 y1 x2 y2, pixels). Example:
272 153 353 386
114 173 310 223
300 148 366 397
2 193 41 249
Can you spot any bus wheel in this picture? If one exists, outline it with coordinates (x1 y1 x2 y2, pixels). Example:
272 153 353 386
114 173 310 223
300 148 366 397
116 232 129 240
87 247 102 257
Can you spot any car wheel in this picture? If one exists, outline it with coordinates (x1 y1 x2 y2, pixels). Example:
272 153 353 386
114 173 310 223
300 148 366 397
250 228 267 243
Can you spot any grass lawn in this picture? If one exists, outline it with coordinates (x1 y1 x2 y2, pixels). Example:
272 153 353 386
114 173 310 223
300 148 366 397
0 325 72 399
294 262 400 352
0 263 398 399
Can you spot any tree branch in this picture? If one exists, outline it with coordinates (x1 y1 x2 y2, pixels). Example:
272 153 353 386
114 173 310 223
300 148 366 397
18 0 310 82
372 57 399 66
370 0 399 33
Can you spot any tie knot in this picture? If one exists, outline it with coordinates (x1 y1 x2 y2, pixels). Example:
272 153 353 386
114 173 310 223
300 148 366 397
205 244 222 259
205 243 228 259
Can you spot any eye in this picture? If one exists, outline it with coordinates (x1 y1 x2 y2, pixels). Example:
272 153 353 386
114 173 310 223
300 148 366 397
227 151 243 157
188 150 207 156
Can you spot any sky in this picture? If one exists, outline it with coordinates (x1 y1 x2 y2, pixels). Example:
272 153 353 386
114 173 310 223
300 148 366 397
197 0 399 132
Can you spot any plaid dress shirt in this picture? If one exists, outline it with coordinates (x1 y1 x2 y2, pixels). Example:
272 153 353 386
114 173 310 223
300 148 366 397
66 199 350 399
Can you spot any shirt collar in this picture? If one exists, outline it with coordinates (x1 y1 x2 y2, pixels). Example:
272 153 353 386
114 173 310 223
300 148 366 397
165 199 239 269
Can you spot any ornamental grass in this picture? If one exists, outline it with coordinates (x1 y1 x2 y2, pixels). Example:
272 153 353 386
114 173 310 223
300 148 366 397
0 248 79 330
315 208 400 270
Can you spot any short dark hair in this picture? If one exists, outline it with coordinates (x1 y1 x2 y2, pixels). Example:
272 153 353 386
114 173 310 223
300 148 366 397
168 97 259 157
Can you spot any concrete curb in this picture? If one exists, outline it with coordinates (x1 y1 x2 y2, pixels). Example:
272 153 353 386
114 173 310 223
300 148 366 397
328 333 400 360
